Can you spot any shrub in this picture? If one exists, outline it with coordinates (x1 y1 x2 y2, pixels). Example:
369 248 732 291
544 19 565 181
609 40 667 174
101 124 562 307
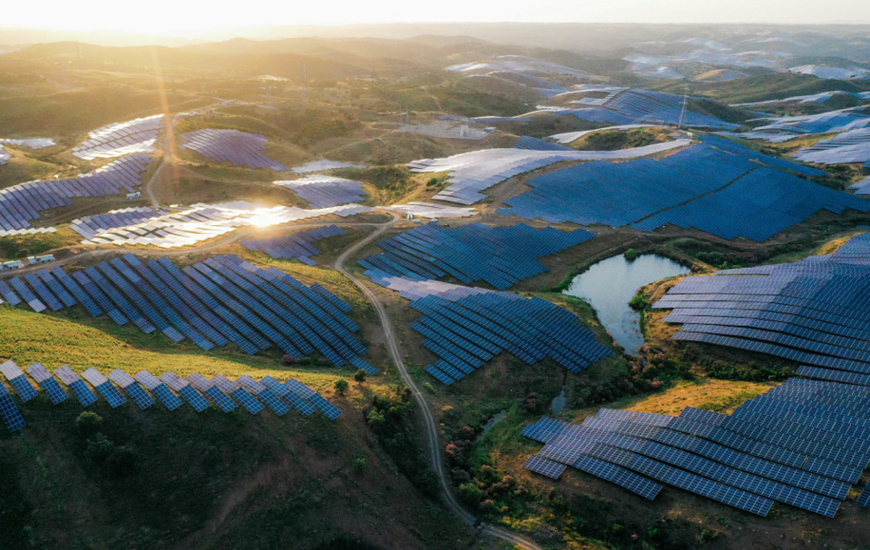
624 248 639 261
75 412 103 439
457 482 483 507
334 379 349 396
353 369 367 383
628 294 649 311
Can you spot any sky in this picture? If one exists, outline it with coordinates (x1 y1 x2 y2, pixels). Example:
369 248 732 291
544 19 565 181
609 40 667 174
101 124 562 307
3 0 869 34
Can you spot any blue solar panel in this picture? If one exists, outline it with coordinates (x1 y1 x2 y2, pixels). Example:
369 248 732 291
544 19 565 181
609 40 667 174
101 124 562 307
178 386 210 413
93 382 125 408
120 382 154 410
307 393 341 420
0 384 25 432
38 378 68 405
6 375 37 402
151 384 183 411
67 380 98 407
230 388 264 414
202 386 237 413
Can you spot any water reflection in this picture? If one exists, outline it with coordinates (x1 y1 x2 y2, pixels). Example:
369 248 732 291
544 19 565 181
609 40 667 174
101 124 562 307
563 254 689 355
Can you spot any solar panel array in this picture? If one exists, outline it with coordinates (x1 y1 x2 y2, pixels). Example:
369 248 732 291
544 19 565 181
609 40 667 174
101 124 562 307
407 138 691 205
71 115 163 160
0 154 151 231
600 89 738 129
0 138 55 165
291 160 366 174
179 129 287 170
0 227 58 238
241 225 345 265
358 222 595 290
272 175 366 208
513 136 572 151
498 137 863 242
793 127 870 165
0 363 342 432
70 206 166 240
364 274 611 385
78 200 371 248
720 108 870 143
654 232 870 378
523 377 870 517
0 254 376 371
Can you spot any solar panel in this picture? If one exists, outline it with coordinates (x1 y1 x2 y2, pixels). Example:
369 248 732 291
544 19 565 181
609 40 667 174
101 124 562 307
237 376 289 416
134 370 183 411
523 454 567 479
0 360 38 402
187 373 237 413
0 383 25 432
81 368 126 408
857 486 870 508
26 362 67 404
54 365 98 407
107 369 154 410
160 372 209 412
213 375 263 414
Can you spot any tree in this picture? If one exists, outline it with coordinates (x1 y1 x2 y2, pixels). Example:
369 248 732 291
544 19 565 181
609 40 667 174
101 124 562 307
75 411 103 439
334 378 349 396
353 369 367 383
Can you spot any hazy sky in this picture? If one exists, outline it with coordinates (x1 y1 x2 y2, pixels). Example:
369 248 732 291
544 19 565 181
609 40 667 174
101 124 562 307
4 0 869 33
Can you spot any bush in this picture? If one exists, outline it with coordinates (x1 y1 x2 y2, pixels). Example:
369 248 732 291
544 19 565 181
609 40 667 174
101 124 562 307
333 379 349 396
353 369 367 383
628 294 650 311
457 482 484 507
624 248 639 261
84 433 138 479
75 412 103 439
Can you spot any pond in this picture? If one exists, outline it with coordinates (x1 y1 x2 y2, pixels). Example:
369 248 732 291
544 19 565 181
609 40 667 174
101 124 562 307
563 254 689 355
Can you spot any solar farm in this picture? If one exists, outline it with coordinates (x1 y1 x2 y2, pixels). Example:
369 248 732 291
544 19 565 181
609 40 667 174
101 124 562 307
71 115 164 160
522 377 870 517
0 138 55 165
497 137 869 241
0 253 376 371
241 224 345 264
179 129 287 170
273 174 366 208
358 222 595 290
0 154 151 231
407 138 691 205
5 24 870 550
654 232 870 382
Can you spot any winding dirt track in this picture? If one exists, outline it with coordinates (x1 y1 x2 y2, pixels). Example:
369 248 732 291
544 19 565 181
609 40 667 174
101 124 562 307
335 213 543 550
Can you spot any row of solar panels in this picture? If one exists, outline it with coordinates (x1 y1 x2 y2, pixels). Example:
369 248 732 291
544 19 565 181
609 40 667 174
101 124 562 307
0 360 342 433
602 89 737 130
241 224 345 265
180 129 286 171
522 377 870 518
0 154 150 231
359 222 594 291
72 115 163 160
0 254 377 374
364 271 611 385
273 175 366 209
70 206 165 240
